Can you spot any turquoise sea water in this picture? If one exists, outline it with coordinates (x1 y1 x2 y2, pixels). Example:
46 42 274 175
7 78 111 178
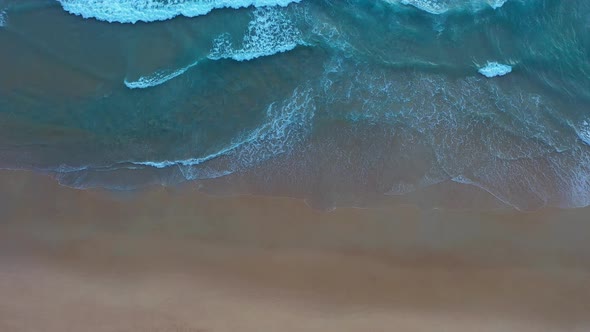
0 0 589 210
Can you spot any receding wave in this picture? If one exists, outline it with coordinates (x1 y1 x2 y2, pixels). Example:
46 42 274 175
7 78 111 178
52 86 315 189
132 86 314 175
54 55 590 210
57 0 301 23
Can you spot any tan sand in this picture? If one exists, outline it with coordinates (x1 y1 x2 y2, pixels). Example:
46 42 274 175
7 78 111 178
1 170 590 332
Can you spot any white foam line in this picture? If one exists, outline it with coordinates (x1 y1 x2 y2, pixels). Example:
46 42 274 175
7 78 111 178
208 7 302 62
131 86 314 170
124 60 199 89
0 9 7 27
57 0 301 24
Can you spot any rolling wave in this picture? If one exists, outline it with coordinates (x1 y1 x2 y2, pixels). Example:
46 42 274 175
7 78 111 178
124 7 302 89
124 60 200 89
57 0 301 23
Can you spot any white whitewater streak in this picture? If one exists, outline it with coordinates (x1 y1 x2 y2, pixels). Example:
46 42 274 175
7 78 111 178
400 0 448 14
488 0 508 9
208 7 301 61
575 120 590 146
133 87 315 175
478 61 512 77
57 0 301 24
0 10 6 27
389 0 509 14
124 60 199 89
134 138 246 169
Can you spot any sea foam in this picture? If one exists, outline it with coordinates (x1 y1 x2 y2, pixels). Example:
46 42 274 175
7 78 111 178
478 61 512 77
209 7 302 61
57 0 301 23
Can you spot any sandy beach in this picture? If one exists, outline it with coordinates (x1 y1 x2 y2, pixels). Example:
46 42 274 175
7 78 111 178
1 170 590 331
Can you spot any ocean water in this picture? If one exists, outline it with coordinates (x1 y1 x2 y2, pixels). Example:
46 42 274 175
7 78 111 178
0 0 589 210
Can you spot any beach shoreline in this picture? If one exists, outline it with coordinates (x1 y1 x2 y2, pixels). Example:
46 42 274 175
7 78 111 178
1 169 590 331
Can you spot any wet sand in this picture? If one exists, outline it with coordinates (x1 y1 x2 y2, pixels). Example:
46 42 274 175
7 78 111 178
1 170 590 332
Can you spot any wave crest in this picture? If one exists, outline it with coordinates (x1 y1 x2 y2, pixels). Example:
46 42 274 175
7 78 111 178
57 0 301 24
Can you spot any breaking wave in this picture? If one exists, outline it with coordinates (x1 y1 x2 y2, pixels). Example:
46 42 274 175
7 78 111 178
57 0 301 23
208 7 303 61
123 7 302 89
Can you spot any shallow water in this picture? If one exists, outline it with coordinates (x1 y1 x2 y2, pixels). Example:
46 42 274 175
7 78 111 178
1 0 589 210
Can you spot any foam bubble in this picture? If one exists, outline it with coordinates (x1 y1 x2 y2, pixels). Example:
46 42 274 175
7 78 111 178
57 0 301 24
478 61 512 77
209 7 302 61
